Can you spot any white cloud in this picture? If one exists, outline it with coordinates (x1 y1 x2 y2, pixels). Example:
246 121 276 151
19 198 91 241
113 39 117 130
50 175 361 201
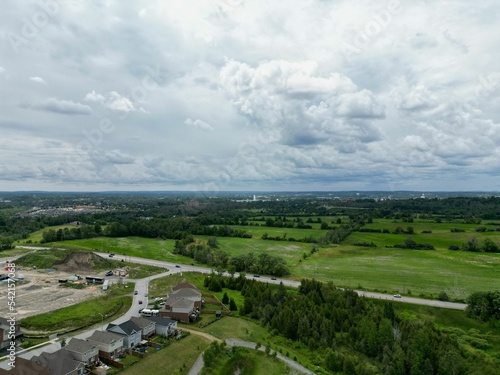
184 118 213 131
21 98 93 116
84 90 137 112
29 76 47 84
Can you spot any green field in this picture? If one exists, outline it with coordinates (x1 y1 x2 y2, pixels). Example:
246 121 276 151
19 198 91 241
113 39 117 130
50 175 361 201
228 225 326 239
203 347 293 375
122 334 211 375
21 285 132 333
292 245 500 300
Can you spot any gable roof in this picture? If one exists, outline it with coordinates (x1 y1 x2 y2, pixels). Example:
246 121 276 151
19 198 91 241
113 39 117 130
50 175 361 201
172 282 198 291
144 316 177 326
30 349 84 375
130 316 155 329
170 287 201 298
107 320 140 335
65 338 97 354
87 330 124 345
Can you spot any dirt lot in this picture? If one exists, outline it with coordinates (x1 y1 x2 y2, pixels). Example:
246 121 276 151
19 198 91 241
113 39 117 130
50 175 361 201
0 269 104 320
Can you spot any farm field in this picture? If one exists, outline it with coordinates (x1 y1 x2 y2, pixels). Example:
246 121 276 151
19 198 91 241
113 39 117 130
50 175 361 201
228 224 326 239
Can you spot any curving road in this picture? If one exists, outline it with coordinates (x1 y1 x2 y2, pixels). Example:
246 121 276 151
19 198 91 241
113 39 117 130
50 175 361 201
95 252 467 311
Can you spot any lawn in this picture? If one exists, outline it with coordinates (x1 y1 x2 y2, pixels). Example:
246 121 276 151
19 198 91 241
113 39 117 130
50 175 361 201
122 334 211 375
292 245 500 300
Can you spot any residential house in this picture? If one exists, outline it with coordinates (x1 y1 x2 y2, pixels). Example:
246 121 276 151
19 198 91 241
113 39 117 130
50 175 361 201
160 283 202 323
0 350 86 375
64 338 99 366
0 317 22 350
106 321 141 348
130 316 155 339
86 330 124 360
144 316 177 337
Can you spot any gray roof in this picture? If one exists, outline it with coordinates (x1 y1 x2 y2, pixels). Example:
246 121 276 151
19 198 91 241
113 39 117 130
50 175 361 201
170 287 201 298
107 320 140 335
172 282 198 291
130 316 155 329
87 330 124 345
144 316 177 327
65 338 97 354
31 350 84 375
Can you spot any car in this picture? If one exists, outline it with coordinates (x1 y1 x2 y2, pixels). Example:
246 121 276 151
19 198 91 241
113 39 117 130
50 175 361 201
144 293 148 297
134 291 138 295
138 300 143 304
105 270 113 276
253 274 260 278
271 277 277 280
159 302 166 306
394 294 402 298
175 265 181 268
139 308 144 313
108 253 115 257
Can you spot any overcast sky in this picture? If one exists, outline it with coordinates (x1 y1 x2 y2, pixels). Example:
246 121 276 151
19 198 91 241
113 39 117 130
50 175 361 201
1 0 499 192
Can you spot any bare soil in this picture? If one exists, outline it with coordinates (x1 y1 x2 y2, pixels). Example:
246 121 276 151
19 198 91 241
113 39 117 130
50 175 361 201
0 269 104 320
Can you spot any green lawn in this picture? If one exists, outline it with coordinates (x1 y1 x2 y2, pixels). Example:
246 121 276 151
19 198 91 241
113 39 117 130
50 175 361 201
122 334 211 375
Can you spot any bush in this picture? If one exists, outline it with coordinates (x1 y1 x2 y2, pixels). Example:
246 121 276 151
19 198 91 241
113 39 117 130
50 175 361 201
438 291 449 301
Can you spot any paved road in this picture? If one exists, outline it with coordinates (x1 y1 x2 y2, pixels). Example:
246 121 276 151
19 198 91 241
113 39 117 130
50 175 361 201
95 252 468 310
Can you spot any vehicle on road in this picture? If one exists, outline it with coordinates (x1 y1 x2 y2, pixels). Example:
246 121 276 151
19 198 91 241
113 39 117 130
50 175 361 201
253 274 260 278
394 294 402 298
139 300 143 304
105 270 113 276
144 293 148 297
271 277 277 280
108 253 115 257
134 291 138 295
175 265 180 268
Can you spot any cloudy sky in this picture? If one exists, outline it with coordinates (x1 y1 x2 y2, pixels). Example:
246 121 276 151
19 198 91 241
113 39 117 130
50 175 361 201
1 0 499 192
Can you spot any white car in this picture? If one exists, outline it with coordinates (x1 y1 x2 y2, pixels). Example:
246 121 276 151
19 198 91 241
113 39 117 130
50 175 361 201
394 294 402 298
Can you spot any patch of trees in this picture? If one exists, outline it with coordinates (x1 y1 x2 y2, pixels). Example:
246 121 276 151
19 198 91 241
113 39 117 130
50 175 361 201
466 291 500 322
239 278 499 374
41 224 101 243
173 237 229 268
0 236 14 250
261 232 318 244
449 237 499 253
393 237 435 250
229 252 291 277
353 241 377 247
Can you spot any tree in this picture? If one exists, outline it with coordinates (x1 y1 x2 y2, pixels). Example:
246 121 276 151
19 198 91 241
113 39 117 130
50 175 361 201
229 298 237 311
222 292 229 305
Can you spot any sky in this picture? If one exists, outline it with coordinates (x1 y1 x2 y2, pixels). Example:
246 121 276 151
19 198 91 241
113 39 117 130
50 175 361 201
0 0 499 192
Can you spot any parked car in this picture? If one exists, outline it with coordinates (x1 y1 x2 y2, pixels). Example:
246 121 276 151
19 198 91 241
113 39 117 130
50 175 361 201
139 308 144 313
134 291 138 295
144 293 148 297
105 270 113 276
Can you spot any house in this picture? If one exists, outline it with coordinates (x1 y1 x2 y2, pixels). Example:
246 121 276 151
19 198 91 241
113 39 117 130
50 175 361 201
130 316 155 339
0 317 23 350
64 338 99 366
85 276 104 284
86 330 124 360
25 349 85 375
106 321 141 348
160 283 202 323
144 316 177 337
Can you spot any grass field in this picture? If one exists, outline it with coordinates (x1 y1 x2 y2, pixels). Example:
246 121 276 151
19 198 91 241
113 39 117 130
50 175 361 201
122 334 211 375
228 225 326 240
204 347 293 375
293 245 500 300
20 285 132 333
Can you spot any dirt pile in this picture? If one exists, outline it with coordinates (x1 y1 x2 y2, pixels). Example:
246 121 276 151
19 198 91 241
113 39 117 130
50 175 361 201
55 251 108 273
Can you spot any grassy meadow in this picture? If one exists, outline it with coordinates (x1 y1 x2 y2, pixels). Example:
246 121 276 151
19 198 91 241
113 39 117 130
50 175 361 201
28 216 500 301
